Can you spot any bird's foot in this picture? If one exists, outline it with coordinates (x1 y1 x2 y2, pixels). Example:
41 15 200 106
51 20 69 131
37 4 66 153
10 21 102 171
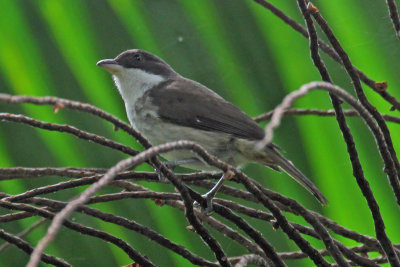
193 169 234 216
193 192 215 216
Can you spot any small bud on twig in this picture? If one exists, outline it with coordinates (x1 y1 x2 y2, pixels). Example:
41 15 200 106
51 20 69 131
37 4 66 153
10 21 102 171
52 102 65 113
375 81 388 92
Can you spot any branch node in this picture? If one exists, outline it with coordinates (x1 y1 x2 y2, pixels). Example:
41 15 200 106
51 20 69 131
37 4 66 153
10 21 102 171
52 102 65 113
375 81 388 92
307 2 319 13
225 169 235 180
153 199 166 206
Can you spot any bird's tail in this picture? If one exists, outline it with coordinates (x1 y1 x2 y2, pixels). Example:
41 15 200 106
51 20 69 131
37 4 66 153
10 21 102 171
265 147 328 205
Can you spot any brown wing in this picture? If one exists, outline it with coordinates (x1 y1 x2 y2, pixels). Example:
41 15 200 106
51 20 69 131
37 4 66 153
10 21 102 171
149 78 265 140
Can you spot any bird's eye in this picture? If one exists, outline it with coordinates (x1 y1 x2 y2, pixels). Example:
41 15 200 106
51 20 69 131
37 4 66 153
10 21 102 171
133 54 142 61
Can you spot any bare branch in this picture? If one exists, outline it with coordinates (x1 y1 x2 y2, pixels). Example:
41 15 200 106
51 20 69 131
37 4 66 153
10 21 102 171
1 1 399 265
0 229 71 267
310 3 400 195
254 108 400 124
0 113 139 157
0 200 156 267
386 0 400 39
258 81 400 265
27 141 232 267
0 218 47 254
0 93 151 148
251 0 400 111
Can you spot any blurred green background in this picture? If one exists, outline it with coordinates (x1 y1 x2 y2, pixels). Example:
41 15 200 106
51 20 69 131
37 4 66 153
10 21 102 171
0 0 399 266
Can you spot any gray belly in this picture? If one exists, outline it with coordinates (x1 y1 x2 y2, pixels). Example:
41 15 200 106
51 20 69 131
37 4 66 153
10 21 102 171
126 102 254 171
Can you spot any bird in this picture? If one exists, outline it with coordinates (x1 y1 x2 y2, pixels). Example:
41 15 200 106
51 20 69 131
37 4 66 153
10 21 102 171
97 49 328 213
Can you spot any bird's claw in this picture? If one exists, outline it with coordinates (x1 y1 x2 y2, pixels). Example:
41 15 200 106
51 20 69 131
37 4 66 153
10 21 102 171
193 193 214 216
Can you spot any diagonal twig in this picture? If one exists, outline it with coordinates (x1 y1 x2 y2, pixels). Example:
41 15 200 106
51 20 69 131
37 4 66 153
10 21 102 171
0 229 71 267
386 0 400 39
251 0 400 111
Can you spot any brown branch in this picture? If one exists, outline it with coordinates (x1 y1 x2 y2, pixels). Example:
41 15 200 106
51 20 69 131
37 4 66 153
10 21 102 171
9 185 375 261
27 141 232 267
1 1 399 264
258 81 400 265
0 167 220 182
309 6 400 264
0 113 139 157
311 3 400 201
2 187 267 265
0 129 390 266
0 93 150 148
0 200 156 267
251 0 400 111
386 0 400 39
0 218 47 254
0 229 71 267
25 196 218 267
297 1 364 265
254 108 400 124
0 167 102 180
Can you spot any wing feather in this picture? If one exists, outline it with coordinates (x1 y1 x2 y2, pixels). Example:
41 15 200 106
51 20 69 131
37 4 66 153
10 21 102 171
149 78 265 140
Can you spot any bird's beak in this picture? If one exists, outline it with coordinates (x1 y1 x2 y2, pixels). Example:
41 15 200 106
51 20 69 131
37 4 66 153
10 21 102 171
96 59 123 74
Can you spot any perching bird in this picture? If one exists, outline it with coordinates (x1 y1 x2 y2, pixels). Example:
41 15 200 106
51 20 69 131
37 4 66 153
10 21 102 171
97 49 328 212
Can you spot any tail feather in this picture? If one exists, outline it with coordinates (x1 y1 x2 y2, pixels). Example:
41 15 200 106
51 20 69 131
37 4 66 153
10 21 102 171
267 148 328 205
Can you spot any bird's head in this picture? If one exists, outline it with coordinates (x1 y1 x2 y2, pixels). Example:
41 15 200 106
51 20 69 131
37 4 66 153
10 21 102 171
97 49 177 96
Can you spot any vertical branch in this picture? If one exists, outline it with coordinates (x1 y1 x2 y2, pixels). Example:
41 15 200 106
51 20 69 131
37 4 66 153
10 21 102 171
262 80 400 266
296 1 365 264
386 0 400 39
192 195 286 266
310 7 400 263
310 6 400 205
250 0 400 111
236 177 331 266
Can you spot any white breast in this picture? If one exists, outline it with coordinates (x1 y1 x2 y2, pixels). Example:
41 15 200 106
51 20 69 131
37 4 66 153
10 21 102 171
112 68 165 129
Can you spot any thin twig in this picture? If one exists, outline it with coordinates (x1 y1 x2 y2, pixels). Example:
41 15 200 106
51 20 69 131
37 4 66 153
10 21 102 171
0 113 139 157
258 81 400 265
0 218 47 253
386 0 400 39
0 229 71 267
251 0 400 111
297 1 361 265
0 1 398 264
27 141 232 267
23 196 219 267
0 167 220 182
254 108 400 124
0 200 156 267
309 7 400 265
0 94 150 147
311 3 400 204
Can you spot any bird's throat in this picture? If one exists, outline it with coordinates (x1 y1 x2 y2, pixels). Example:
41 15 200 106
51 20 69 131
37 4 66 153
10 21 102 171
112 68 165 108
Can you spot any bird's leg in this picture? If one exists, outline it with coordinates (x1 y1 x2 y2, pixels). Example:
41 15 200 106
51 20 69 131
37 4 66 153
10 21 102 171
194 170 234 215
155 158 199 182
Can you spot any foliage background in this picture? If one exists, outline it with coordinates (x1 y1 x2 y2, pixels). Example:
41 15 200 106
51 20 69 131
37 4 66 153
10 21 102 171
0 0 399 266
